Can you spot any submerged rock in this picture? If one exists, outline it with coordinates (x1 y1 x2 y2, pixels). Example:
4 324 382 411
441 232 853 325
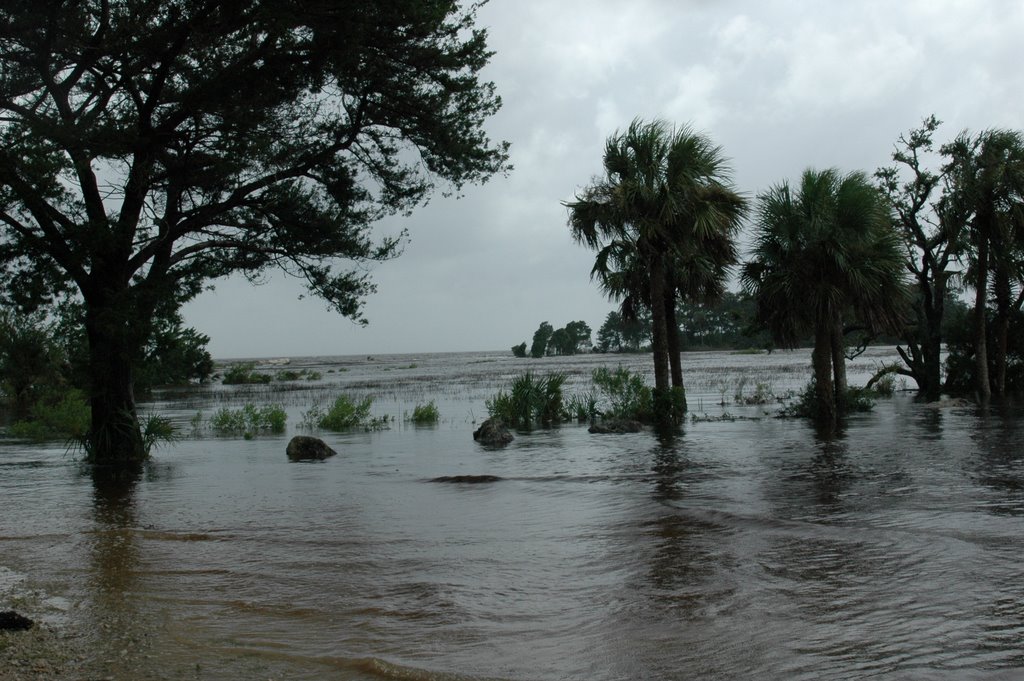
472 418 514 446
0 610 33 631
286 435 337 461
431 475 503 484
588 419 644 434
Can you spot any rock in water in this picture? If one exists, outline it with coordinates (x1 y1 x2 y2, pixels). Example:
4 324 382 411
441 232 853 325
588 420 644 434
431 475 503 484
0 610 33 631
286 435 337 461
472 418 514 446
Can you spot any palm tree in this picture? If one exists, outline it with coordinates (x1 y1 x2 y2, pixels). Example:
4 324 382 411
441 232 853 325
742 168 908 427
566 118 745 426
943 129 1024 398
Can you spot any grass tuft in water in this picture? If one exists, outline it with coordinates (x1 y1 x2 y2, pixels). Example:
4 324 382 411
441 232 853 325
406 401 440 424
307 395 390 431
209 404 287 437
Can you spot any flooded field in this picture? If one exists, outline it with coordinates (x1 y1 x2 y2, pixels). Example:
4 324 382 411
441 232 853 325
3 347 1024 680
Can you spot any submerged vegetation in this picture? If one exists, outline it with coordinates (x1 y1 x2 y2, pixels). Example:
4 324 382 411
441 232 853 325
486 372 567 429
304 395 390 432
406 401 441 425
208 405 288 438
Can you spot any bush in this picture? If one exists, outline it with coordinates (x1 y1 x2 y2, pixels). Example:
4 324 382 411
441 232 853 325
486 371 566 429
783 381 875 419
309 395 389 431
222 363 272 385
406 401 440 424
209 404 287 436
274 368 322 382
591 366 652 422
7 389 90 442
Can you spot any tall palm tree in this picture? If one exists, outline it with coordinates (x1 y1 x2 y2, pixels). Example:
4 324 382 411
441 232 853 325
566 119 745 426
943 129 1024 398
742 168 908 427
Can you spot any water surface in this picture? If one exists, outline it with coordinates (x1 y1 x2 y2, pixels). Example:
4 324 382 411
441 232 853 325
2 348 1023 680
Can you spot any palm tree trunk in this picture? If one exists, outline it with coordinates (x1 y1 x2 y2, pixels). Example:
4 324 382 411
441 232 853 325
973 225 991 401
992 266 1011 396
813 319 837 428
665 292 683 388
830 317 847 414
648 254 672 427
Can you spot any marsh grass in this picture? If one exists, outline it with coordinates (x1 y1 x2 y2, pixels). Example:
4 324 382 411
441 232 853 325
306 395 390 431
405 401 440 424
209 404 287 437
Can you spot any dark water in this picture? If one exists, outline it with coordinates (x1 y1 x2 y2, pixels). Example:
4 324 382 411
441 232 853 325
3 349 1024 680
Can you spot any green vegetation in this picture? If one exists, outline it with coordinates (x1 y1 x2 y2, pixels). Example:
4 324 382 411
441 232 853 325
591 366 653 422
305 395 390 432
209 405 287 437
519 321 593 357
222 363 273 385
742 168 907 428
406 401 441 425
486 372 567 429
7 389 90 442
567 118 746 428
274 368 323 382
0 0 509 465
511 342 528 358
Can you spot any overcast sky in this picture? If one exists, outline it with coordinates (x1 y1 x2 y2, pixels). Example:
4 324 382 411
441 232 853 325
181 0 1024 360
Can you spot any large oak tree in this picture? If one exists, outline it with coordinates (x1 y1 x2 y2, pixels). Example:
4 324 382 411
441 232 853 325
0 0 509 464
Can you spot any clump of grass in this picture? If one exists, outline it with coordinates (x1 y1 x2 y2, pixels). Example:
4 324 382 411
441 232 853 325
486 371 566 429
736 380 775 405
405 401 440 424
307 395 390 431
7 389 90 441
209 404 287 437
222 362 272 385
565 391 599 422
591 366 652 422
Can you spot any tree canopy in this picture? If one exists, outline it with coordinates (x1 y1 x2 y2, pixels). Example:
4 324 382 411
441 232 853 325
0 0 510 463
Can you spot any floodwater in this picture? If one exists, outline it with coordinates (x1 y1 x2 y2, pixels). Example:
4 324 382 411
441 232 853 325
2 348 1024 680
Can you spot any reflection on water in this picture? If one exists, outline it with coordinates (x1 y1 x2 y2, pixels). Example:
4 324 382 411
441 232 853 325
2 348 1024 680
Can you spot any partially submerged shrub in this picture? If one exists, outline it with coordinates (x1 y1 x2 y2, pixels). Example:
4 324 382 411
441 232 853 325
7 389 90 442
782 381 876 419
406 401 440 424
486 371 566 429
221 363 272 385
274 368 322 382
209 404 287 436
591 366 652 422
308 395 389 431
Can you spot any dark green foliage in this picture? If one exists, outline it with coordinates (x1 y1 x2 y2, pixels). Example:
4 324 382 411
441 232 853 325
530 322 554 358
7 388 89 442
0 0 509 463
596 310 650 352
486 372 566 429
222 363 273 385
784 382 877 420
945 305 1024 395
548 321 592 355
274 368 322 382
0 311 67 419
511 342 528 358
565 391 599 422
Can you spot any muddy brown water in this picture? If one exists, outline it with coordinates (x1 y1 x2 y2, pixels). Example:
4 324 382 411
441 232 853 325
2 348 1024 680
